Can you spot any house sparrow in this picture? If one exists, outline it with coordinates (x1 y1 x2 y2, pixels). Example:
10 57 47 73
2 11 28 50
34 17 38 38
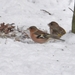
48 21 66 38
28 26 65 43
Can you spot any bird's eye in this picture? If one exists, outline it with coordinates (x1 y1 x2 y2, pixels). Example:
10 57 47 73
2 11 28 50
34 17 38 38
30 27 34 29
30 27 33 29
50 23 53 25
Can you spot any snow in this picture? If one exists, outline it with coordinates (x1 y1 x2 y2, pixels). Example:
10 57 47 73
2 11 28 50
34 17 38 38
0 0 75 75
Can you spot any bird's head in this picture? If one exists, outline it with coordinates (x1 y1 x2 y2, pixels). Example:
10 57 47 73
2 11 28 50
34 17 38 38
48 21 59 28
28 26 38 33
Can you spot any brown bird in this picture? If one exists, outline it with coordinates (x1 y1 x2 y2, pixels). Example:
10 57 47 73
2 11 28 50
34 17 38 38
28 26 65 44
48 21 66 38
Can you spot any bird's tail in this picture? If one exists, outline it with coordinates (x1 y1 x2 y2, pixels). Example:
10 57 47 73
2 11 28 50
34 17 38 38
45 34 65 41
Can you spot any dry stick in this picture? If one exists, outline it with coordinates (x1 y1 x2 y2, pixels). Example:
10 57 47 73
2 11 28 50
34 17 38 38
17 26 24 32
68 7 74 12
17 26 21 32
22 30 30 38
68 7 75 16
40 9 52 15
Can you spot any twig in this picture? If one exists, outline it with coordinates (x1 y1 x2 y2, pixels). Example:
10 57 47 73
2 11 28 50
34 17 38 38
17 26 24 32
68 7 74 12
17 26 21 32
22 30 30 38
41 9 52 15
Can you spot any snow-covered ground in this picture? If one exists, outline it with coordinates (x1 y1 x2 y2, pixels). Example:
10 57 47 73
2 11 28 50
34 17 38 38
0 0 75 75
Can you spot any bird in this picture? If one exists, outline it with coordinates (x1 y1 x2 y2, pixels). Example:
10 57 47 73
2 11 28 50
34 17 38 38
28 26 65 44
48 21 66 38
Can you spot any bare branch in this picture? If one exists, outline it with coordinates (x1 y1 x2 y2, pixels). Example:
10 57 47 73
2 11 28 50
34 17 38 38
40 9 52 15
69 7 74 12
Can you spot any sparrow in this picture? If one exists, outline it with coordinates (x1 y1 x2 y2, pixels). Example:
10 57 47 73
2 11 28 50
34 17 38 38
28 26 65 43
48 21 66 38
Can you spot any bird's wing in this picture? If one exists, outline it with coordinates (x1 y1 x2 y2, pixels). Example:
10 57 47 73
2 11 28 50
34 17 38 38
34 30 49 39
